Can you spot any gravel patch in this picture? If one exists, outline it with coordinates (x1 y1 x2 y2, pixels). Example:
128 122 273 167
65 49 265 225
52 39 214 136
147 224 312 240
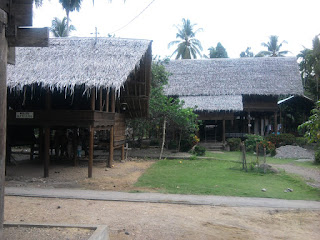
274 145 314 159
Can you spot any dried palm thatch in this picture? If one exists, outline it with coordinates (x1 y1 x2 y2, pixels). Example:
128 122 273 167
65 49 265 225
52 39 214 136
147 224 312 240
180 95 243 111
7 37 152 93
165 57 302 96
165 57 303 111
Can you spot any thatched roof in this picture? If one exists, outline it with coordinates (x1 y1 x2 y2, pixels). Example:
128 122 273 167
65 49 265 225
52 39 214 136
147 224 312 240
165 57 303 96
165 57 303 112
180 95 243 111
7 37 152 92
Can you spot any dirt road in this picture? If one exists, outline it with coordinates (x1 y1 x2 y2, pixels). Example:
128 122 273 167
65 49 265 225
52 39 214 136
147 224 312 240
5 196 320 240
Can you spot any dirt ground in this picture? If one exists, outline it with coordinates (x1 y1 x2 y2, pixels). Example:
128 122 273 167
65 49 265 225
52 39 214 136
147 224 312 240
4 152 320 239
4 196 320 240
5 156 155 192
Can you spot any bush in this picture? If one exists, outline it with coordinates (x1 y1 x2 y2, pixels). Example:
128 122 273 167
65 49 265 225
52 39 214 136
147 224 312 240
315 149 320 164
244 134 264 152
180 139 193 152
150 139 160 146
226 138 241 151
265 133 295 148
258 139 276 156
192 145 206 156
168 140 178 150
295 137 307 147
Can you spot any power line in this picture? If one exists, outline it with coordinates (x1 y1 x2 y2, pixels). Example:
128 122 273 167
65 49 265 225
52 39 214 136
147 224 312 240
109 0 156 34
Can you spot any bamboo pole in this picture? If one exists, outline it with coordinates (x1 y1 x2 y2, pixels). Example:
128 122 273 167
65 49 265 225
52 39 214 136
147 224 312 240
0 14 8 236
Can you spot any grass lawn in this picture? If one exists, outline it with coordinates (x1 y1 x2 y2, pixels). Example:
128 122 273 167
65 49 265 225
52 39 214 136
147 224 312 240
135 158 320 201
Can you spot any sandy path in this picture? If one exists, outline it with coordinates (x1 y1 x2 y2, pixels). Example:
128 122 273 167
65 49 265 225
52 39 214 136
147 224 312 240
4 196 320 240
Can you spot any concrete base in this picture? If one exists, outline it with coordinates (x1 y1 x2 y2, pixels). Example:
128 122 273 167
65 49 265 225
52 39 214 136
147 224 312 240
4 222 109 240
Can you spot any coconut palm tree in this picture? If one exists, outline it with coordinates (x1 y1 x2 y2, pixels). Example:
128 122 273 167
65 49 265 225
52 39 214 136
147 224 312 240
50 17 76 37
168 18 203 59
59 0 82 36
257 35 289 57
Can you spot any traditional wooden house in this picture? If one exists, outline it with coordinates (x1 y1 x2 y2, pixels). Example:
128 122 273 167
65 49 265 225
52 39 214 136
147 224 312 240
164 57 303 144
7 37 152 177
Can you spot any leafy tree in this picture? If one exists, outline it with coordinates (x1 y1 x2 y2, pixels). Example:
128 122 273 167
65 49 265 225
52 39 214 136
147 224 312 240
257 35 289 57
240 47 254 58
208 42 228 58
50 17 76 37
59 0 82 36
168 18 203 59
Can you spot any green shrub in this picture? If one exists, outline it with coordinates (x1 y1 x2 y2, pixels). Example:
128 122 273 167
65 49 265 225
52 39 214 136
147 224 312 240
226 138 241 151
315 149 320 164
168 140 178 150
295 137 307 147
180 139 193 152
192 145 206 156
150 139 160 146
244 134 264 152
265 133 296 148
258 139 276 156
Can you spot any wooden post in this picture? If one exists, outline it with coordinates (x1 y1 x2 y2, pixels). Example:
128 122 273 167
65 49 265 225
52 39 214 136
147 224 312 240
248 112 251 134
121 144 125 161
44 127 50 178
0 11 8 236
108 126 114 168
274 111 278 134
222 119 226 144
73 128 78 166
110 88 115 113
99 87 103 111
105 88 109 112
91 87 96 111
88 126 94 178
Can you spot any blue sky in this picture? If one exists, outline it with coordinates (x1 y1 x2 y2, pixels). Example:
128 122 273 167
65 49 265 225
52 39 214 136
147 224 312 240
33 0 320 58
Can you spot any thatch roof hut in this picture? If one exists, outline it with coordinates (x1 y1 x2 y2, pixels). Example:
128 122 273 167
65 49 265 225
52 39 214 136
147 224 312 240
165 57 303 112
8 37 152 94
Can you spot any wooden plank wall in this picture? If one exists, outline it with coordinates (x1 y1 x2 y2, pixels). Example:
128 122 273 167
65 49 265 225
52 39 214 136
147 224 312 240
114 113 126 147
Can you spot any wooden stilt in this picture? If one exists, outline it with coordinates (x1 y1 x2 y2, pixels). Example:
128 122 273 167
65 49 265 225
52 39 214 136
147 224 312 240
248 112 251 134
105 88 109 112
91 87 96 111
222 119 226 144
73 128 78 166
274 111 278 134
99 87 103 111
110 88 115 113
121 144 125 161
44 127 50 178
108 126 114 168
88 126 94 178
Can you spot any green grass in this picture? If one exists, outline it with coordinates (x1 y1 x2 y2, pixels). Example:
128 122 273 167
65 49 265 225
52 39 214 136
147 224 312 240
135 158 320 200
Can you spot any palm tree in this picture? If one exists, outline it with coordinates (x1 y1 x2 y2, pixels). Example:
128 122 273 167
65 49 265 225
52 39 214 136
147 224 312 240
50 17 76 37
168 18 203 59
59 0 82 36
257 35 289 57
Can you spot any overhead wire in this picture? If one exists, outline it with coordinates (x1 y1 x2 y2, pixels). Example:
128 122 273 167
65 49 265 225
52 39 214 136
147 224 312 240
109 0 157 34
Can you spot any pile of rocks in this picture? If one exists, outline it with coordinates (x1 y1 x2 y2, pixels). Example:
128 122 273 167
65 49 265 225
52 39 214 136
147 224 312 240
274 145 314 159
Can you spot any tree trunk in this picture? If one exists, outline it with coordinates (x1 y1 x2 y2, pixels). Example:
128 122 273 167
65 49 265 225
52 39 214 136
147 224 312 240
0 17 8 238
159 117 166 160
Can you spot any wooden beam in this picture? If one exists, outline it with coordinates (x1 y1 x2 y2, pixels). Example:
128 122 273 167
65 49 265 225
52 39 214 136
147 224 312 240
248 112 251 134
44 127 50 178
0 20 8 238
121 144 125 161
222 119 226 144
7 47 15 64
11 1 33 26
274 111 278 134
8 27 49 47
88 126 94 178
108 126 114 168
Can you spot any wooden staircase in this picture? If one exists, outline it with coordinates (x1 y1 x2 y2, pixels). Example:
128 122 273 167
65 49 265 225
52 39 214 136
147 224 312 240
199 142 225 151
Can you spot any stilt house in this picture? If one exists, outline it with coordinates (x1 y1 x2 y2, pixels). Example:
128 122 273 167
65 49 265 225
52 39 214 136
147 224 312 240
7 37 152 177
165 57 303 144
